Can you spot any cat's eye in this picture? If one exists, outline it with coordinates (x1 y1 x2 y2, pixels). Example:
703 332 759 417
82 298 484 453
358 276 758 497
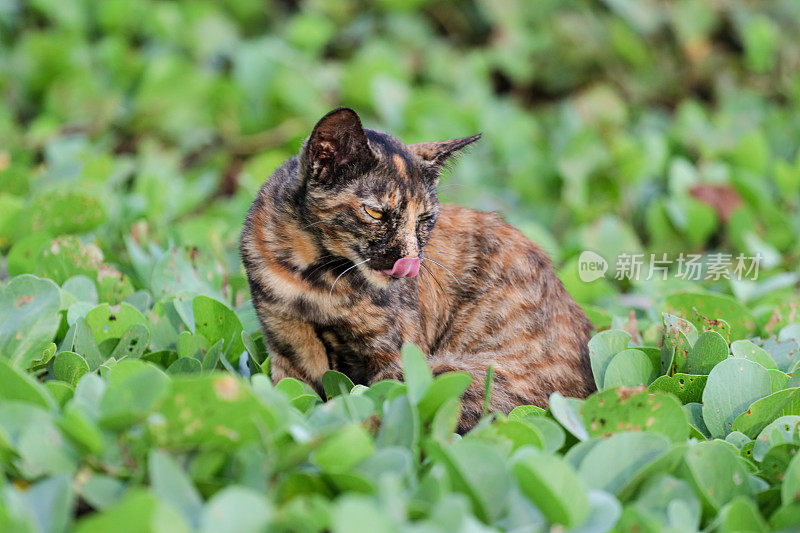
364 206 384 220
419 212 433 221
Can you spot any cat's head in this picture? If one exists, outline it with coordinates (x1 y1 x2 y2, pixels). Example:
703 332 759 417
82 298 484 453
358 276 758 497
298 107 479 286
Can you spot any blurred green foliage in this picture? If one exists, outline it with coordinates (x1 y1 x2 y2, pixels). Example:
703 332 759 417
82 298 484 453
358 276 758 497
2 0 799 323
2 0 800 530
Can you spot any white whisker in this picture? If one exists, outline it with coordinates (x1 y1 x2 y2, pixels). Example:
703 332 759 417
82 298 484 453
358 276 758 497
328 259 370 312
422 257 461 285
420 262 446 297
299 220 326 230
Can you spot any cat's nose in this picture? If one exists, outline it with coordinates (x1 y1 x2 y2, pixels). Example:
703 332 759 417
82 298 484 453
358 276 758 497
382 257 420 278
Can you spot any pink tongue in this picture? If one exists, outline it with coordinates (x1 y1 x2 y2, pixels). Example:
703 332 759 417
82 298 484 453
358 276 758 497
382 257 420 278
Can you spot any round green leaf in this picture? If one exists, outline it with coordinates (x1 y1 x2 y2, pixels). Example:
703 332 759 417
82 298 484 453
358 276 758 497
0 275 61 370
680 440 753 513
192 296 245 361
732 388 800 438
0 358 55 409
685 331 729 374
588 329 631 388
576 432 673 497
417 372 472 422
311 423 374 474
582 388 689 442
649 373 707 404
493 419 545 451
85 302 147 344
731 339 777 370
53 351 90 386
782 449 800 505
702 358 771 438
512 448 589 528
603 349 655 388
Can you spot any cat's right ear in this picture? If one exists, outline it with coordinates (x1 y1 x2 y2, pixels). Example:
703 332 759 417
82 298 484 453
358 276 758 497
301 107 375 183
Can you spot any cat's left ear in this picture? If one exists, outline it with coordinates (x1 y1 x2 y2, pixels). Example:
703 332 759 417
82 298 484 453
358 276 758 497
408 134 481 169
302 107 375 183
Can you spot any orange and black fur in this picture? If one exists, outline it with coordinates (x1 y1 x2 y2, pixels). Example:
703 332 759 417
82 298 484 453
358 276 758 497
241 108 595 430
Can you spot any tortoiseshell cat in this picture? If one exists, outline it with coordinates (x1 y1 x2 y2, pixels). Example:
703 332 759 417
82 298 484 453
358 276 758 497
241 108 595 430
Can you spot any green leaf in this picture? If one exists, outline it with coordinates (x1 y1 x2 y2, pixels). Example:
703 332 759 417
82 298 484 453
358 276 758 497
150 248 225 303
588 329 631 387
275 377 306 400
45 381 74 408
508 405 546 419
679 440 753 513
53 351 90 386
109 323 150 360
732 388 800 438
760 443 799 486
753 416 800 461
582 388 689 442
241 330 268 364
665 292 756 339
576 432 673 497
166 357 202 375
311 423 374 474
28 190 106 236
85 302 148 345
73 489 190 533
649 373 707 404
427 440 511 523
149 450 203 529
200 486 271 533
493 419 545 451
401 343 432 403
0 358 55 409
603 349 655 388
78 473 126 510
99 360 170 429
192 296 245 362
662 313 697 374
691 307 731 343
27 342 56 373
702 357 771 438
0 403 77 477
549 392 589 441
322 370 355 399
0 274 61 370
731 339 777 370
149 374 280 450
417 372 471 422
683 403 710 438
376 394 419 451
512 448 589 528
62 275 99 305
71 318 104 370
770 369 791 392
684 331 729 374
630 474 701 531
59 404 104 455
716 496 769 533
522 417 565 454
4 475 75 533
431 397 461 442
201 339 223 373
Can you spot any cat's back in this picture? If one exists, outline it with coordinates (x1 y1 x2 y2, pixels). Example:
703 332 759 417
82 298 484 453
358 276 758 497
425 203 557 287
419 203 594 403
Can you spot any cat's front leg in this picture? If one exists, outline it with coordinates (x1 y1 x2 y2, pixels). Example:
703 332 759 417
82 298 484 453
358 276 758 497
260 311 329 392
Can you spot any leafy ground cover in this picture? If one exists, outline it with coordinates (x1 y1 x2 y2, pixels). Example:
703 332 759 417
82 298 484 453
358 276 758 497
2 0 800 531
